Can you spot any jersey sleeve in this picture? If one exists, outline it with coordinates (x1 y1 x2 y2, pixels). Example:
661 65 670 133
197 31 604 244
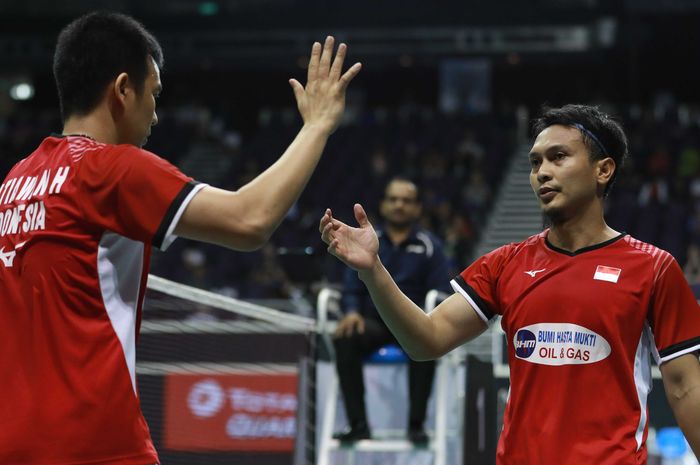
76 144 206 250
648 252 700 364
450 244 513 324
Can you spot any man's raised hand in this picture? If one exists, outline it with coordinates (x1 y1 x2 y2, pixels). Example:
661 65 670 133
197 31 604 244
289 36 362 135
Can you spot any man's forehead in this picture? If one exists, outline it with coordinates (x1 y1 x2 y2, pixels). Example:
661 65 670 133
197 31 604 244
531 125 583 153
386 181 417 197
148 56 161 83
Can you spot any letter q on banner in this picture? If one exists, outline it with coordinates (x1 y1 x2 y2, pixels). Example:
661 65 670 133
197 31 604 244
164 373 298 451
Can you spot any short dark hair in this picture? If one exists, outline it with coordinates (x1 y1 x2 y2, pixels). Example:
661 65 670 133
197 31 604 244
532 104 629 196
53 11 164 121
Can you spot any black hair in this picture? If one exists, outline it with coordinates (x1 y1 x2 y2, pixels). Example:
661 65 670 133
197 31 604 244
53 11 164 121
532 104 629 196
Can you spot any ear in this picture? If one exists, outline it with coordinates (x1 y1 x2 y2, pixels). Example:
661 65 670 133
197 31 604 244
596 157 616 189
112 72 132 107
414 201 423 216
379 198 389 218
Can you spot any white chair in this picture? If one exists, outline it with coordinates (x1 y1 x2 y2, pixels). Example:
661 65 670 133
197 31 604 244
315 288 452 465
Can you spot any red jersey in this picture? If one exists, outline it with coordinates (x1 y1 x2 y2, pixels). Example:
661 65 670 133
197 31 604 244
451 231 700 465
0 136 204 465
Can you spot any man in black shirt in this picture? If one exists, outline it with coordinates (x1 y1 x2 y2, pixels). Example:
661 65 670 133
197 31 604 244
333 177 451 443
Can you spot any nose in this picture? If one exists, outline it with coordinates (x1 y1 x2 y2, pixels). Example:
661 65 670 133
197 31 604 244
536 171 552 185
536 160 552 185
152 112 158 127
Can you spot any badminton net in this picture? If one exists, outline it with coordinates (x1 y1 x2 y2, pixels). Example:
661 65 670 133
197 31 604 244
138 274 319 465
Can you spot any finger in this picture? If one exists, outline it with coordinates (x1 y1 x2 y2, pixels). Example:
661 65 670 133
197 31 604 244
306 41 321 84
354 203 371 228
327 238 341 256
319 209 331 233
329 43 347 81
318 36 335 78
357 319 365 335
289 79 304 102
321 222 334 244
338 62 362 90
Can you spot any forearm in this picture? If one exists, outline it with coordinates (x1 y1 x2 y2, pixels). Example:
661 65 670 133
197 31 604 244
358 259 439 360
668 383 700 457
235 123 330 239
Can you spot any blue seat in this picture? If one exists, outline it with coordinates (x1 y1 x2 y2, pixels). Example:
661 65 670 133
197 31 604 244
656 427 688 459
366 344 409 364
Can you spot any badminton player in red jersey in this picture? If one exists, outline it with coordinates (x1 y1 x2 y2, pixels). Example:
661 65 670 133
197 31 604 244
0 11 360 465
321 104 700 464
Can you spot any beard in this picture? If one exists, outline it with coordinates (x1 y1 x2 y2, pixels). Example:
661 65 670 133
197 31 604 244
385 214 414 230
542 206 567 227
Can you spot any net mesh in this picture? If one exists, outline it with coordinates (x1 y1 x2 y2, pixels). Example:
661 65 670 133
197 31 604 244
138 275 317 465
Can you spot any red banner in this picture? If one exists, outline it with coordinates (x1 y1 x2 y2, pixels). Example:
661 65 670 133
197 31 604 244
163 373 298 451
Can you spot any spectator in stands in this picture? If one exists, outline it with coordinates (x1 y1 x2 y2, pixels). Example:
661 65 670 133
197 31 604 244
244 243 295 299
333 177 451 444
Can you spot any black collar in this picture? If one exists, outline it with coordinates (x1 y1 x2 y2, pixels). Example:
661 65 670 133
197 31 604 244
544 232 627 256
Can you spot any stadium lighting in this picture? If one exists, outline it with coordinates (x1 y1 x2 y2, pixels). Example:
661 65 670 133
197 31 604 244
198 2 219 16
9 82 34 101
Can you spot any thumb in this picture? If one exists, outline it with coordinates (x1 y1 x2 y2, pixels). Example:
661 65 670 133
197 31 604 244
354 203 371 228
289 79 304 102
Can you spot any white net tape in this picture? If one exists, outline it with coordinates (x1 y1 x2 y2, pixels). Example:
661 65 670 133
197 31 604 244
147 274 316 333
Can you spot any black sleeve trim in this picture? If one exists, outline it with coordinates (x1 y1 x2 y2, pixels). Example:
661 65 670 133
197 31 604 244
659 336 700 359
153 180 199 249
453 275 496 321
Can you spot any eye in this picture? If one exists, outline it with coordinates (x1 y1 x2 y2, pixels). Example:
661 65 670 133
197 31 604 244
529 158 541 168
554 152 566 160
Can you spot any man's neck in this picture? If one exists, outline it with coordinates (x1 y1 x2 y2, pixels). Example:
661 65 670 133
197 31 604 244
62 107 118 145
385 224 413 246
546 206 618 252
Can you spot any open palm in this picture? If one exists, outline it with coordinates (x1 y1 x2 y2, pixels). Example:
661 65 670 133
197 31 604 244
319 204 379 271
289 36 362 135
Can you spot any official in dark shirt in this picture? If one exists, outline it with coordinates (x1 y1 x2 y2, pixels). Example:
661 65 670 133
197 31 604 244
333 177 451 443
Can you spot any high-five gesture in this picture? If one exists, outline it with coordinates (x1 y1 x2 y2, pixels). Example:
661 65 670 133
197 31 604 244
319 204 379 271
176 36 362 251
289 36 362 135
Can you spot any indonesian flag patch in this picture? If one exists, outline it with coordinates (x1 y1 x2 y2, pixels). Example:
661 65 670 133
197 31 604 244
594 265 622 283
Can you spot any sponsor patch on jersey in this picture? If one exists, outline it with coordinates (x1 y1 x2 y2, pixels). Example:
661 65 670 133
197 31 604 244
513 323 611 366
593 265 621 283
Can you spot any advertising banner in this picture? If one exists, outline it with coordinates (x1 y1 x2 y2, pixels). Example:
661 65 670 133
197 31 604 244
164 373 298 451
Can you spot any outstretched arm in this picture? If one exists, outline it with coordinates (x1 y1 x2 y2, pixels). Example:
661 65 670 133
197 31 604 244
320 204 487 360
175 37 362 251
660 353 700 457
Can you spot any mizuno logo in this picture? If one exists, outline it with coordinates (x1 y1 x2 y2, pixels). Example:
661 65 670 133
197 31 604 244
0 247 17 268
524 269 546 278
